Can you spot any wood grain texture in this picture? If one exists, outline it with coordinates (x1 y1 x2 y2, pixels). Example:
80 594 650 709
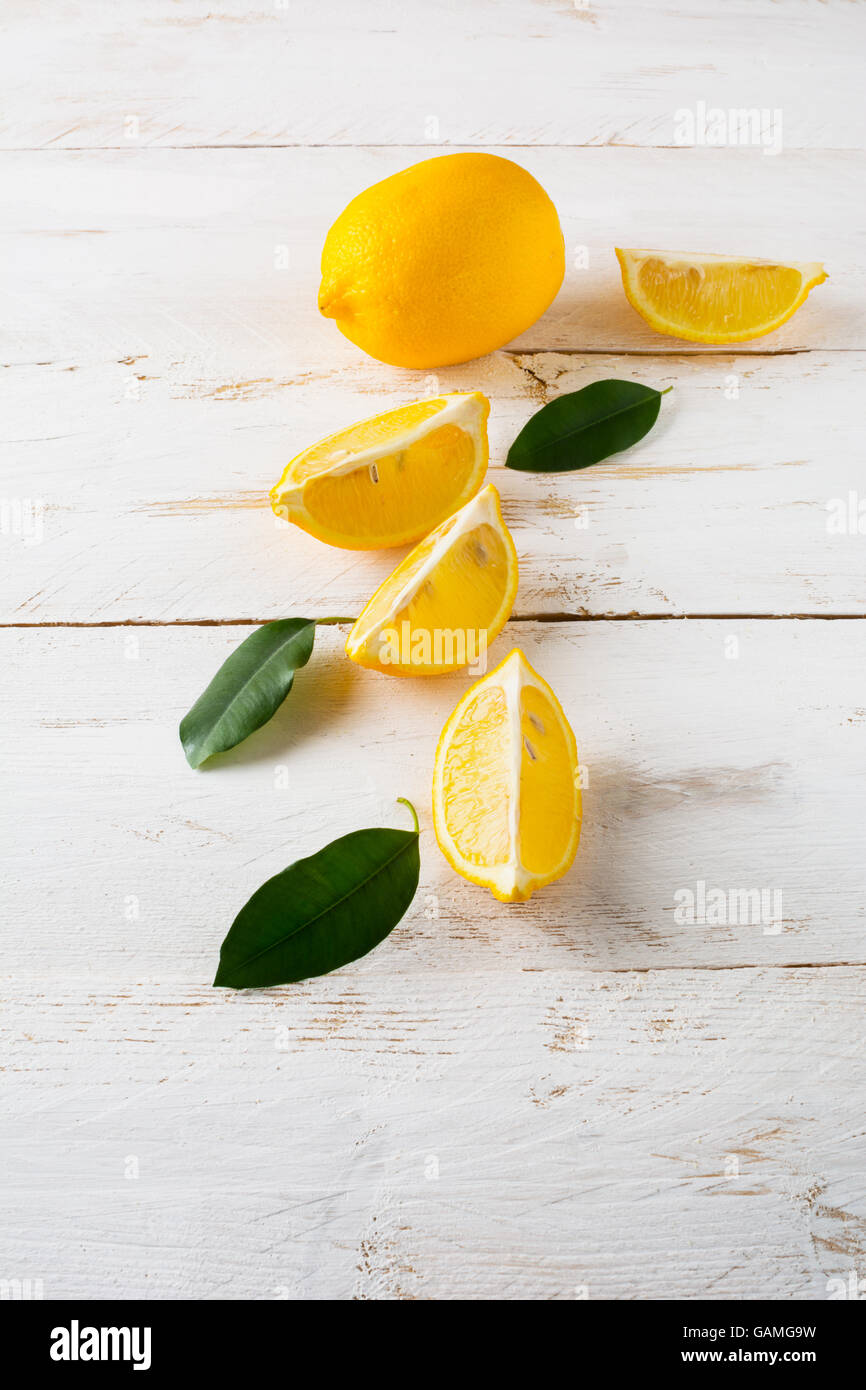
1 146 858 364
2 0 863 1304
4 621 864 976
5 348 865 622
2 0 862 152
2 968 864 1299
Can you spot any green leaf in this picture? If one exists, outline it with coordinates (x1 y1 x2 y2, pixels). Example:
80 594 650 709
213 800 421 988
180 618 317 768
505 379 670 473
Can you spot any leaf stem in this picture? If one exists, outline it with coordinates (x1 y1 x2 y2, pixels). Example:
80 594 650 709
660 386 674 396
317 616 359 625
397 797 420 835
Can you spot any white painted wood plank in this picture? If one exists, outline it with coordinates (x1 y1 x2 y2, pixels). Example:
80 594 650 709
2 0 862 152
4 350 864 622
2 967 863 1299
2 0 862 1310
4 621 864 974
1 147 857 364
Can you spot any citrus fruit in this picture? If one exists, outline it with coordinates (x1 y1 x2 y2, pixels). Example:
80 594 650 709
270 391 489 550
433 649 581 902
345 483 518 677
615 248 827 344
319 153 565 368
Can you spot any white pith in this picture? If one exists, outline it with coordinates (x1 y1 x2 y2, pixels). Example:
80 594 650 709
620 248 825 281
274 392 486 509
347 483 505 655
500 649 531 900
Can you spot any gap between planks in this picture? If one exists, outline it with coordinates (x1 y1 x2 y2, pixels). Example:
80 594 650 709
5 348 846 368
6 962 866 983
11 143 865 153
5 614 866 629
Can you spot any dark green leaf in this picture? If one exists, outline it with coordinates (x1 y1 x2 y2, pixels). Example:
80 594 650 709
180 618 316 768
506 379 670 473
213 800 421 988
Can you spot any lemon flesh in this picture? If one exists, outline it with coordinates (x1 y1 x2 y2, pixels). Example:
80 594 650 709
433 649 581 902
616 248 827 344
345 484 518 677
319 153 565 368
270 392 489 550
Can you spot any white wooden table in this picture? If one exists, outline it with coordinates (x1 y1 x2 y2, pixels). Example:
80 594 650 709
3 1 865 1301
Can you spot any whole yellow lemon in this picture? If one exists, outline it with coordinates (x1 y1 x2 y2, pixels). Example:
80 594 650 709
318 153 565 369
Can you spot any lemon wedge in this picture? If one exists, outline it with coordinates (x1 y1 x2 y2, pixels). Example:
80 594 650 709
615 248 827 344
270 392 489 549
433 649 581 902
345 484 517 677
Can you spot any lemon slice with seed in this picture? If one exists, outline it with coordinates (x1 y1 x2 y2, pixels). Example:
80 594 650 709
270 391 489 550
616 248 827 344
345 484 518 677
433 649 581 902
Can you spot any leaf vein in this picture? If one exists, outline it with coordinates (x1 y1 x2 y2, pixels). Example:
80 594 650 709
227 833 418 974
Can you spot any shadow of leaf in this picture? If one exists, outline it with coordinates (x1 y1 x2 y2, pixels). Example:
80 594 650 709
198 642 363 771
